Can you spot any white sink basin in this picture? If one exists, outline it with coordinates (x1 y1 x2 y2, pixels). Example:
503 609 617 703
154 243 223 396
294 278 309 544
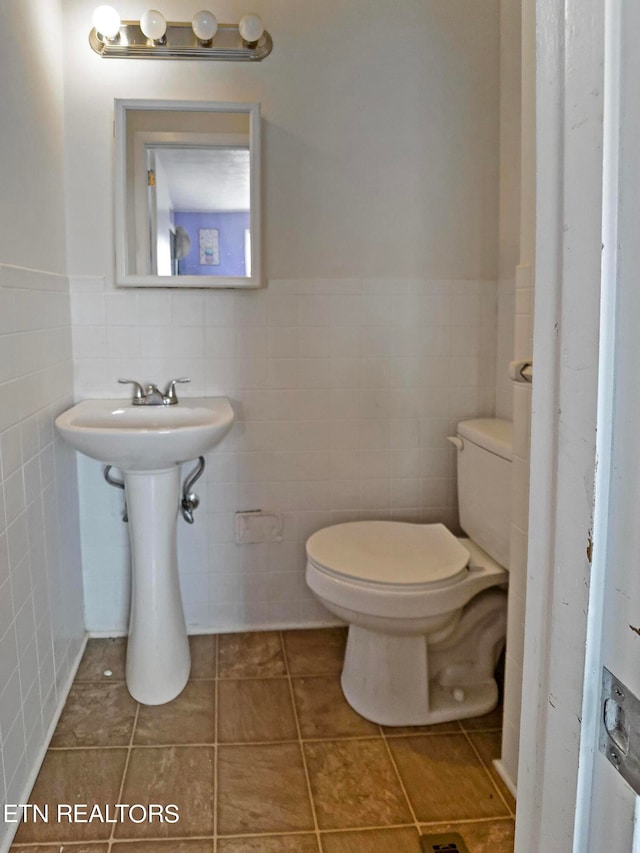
55 397 234 470
56 395 235 705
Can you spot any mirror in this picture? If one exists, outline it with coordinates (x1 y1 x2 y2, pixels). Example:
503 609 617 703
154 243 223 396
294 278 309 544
114 100 261 288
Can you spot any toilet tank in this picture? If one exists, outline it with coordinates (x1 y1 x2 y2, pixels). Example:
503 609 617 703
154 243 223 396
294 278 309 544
454 418 513 569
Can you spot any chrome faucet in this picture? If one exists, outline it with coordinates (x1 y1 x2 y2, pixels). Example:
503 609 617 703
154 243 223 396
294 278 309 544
118 378 191 405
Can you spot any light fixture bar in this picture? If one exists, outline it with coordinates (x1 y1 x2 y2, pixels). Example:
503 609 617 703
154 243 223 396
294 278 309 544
89 21 272 61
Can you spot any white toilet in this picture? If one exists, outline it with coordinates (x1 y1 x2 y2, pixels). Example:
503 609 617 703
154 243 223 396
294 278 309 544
305 418 512 726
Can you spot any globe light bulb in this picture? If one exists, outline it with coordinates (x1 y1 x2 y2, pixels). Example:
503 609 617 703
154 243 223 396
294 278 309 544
92 5 121 40
192 10 218 42
238 13 264 44
140 9 167 41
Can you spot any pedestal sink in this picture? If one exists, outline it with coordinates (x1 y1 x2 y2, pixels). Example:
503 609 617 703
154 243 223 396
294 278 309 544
55 397 234 704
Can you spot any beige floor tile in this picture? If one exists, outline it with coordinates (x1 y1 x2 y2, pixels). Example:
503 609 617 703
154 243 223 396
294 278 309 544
9 849 58 853
218 835 319 852
23 630 510 853
190 634 217 679
10 847 109 852
382 721 462 736
116 746 214 838
134 681 215 745
283 628 346 675
50 682 137 747
13 749 127 844
467 731 516 812
420 819 515 852
292 676 379 739
388 734 510 822
459 703 504 732
304 739 412 830
64 848 110 852
321 827 421 852
217 743 314 835
218 678 297 743
75 638 127 682
218 632 286 678
112 842 213 852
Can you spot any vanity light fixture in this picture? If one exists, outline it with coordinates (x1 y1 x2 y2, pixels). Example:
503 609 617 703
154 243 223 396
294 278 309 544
89 6 272 60
139 9 167 44
192 10 218 43
92 5 121 42
238 14 264 46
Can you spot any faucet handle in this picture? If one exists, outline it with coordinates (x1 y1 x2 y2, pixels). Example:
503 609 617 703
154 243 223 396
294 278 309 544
118 378 145 402
163 377 191 404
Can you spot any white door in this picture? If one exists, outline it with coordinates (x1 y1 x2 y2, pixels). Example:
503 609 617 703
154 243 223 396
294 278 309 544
513 0 640 849
572 0 640 849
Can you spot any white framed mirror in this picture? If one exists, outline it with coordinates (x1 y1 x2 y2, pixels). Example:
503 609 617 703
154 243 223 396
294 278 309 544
114 100 261 288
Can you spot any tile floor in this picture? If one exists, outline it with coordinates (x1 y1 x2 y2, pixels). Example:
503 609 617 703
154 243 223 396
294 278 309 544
9 628 515 852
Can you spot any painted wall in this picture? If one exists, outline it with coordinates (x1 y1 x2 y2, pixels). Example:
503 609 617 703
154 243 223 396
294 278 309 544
175 211 249 277
0 1 85 847
62 0 500 282
61 0 502 634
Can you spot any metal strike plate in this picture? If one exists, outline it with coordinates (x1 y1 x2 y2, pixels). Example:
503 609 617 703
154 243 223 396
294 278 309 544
600 667 640 794
420 833 470 853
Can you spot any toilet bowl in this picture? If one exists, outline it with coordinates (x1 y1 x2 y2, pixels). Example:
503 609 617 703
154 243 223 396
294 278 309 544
305 418 512 727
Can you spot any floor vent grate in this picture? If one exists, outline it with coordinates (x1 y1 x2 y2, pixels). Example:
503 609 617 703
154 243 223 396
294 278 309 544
419 832 471 853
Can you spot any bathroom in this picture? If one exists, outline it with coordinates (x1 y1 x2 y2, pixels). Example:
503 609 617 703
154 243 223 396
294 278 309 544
1 0 614 850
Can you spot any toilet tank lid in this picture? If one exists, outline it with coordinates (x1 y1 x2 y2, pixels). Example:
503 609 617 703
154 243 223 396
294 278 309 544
457 418 513 461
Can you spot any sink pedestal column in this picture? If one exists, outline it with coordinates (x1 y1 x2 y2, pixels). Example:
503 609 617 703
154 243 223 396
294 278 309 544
124 467 190 704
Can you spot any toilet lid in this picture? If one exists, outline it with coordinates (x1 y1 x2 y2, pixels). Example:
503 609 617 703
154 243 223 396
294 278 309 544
306 522 470 586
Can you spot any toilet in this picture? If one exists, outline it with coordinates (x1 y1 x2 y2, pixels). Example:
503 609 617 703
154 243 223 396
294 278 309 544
305 418 512 726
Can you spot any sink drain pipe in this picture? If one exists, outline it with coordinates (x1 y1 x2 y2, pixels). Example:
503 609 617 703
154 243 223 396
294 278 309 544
104 465 128 521
103 455 206 524
181 456 205 524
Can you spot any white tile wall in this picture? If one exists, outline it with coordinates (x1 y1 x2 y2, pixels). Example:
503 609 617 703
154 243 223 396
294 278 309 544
0 264 84 850
71 278 498 633
495 278 515 419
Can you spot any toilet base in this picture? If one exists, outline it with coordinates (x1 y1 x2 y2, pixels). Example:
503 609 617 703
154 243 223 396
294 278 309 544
341 625 500 726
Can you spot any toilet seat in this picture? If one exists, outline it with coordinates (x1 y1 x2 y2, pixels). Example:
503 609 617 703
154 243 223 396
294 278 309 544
306 522 507 622
306 521 470 589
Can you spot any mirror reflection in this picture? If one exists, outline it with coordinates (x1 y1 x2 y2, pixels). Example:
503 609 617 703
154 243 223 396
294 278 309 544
148 145 250 277
115 101 260 288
